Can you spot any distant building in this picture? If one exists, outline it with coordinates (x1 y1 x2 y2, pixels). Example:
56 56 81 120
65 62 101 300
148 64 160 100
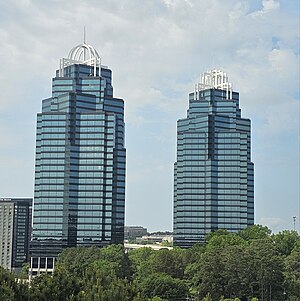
124 226 148 240
173 70 254 248
0 198 32 271
124 243 172 251
137 234 173 244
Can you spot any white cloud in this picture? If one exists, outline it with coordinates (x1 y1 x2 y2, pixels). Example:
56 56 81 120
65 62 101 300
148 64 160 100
268 48 299 79
0 0 298 230
258 217 291 233
262 0 280 12
251 0 280 16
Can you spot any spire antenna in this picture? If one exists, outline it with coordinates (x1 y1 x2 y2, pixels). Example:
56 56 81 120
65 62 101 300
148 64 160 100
83 26 86 44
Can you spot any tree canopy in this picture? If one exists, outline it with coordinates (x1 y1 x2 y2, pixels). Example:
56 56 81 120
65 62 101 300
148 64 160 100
0 225 299 300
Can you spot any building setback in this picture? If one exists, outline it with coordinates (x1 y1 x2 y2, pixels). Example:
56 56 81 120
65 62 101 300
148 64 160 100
173 70 254 248
0 198 32 271
31 42 126 263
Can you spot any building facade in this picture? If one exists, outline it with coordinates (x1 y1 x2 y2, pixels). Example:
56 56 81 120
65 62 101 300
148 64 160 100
31 43 126 262
173 70 254 248
124 226 148 240
0 198 32 271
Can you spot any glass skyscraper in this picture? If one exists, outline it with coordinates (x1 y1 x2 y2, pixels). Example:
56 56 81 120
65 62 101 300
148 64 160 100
31 43 126 260
173 70 254 248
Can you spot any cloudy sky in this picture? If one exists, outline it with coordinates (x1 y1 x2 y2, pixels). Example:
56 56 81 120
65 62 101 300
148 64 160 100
0 0 299 233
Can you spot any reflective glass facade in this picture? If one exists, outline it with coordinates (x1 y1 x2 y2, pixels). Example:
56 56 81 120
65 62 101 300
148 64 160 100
31 60 125 258
174 88 254 248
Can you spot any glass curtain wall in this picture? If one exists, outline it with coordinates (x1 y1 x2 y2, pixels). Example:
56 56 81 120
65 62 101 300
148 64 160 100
174 88 254 248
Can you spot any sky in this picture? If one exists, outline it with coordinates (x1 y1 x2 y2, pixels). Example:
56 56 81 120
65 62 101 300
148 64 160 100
0 0 299 233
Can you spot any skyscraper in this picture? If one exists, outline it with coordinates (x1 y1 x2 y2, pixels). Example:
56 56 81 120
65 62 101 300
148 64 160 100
0 198 32 271
31 42 126 262
173 70 254 248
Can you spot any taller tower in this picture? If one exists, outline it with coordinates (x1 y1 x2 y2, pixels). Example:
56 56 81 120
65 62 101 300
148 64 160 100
173 70 254 248
31 43 126 260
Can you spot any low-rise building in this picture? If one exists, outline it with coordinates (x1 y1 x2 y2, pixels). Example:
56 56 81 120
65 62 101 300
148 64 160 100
124 226 148 240
137 234 173 244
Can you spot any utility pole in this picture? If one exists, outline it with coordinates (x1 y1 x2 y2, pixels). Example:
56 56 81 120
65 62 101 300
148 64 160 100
293 216 297 231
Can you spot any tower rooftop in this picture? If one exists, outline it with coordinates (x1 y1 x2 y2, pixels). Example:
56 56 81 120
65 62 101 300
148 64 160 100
59 42 101 77
68 43 100 63
195 69 233 100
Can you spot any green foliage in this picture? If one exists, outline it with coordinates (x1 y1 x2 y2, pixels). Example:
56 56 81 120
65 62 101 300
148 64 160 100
150 297 165 301
206 232 246 251
150 248 186 279
188 237 248 299
0 267 28 301
238 224 272 241
78 277 137 301
284 247 300 299
202 292 212 301
186 235 287 300
19 263 29 279
0 267 15 301
56 246 102 278
1 226 299 300
247 239 285 299
129 246 156 266
161 240 173 247
272 230 299 256
141 272 188 300
205 229 229 242
97 244 133 278
129 247 156 279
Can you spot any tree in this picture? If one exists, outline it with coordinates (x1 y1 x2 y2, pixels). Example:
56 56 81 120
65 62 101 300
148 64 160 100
29 245 136 300
205 229 229 242
185 233 287 300
76 245 136 300
141 272 188 300
150 248 186 279
0 267 15 301
193 243 252 299
77 277 137 301
246 239 284 300
238 225 271 241
206 233 246 252
128 247 156 280
1 233 293 301
55 246 103 278
272 230 299 256
284 246 300 299
202 292 212 301
0 267 28 301
196 247 226 299
19 263 29 279
99 244 133 279
185 242 206 264
29 274 55 301
221 245 252 298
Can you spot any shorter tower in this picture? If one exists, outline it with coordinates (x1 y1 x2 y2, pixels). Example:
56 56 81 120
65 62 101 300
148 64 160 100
0 198 32 271
173 70 254 248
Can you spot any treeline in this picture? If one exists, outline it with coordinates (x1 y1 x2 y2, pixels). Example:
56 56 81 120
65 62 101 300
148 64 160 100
0 225 299 301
